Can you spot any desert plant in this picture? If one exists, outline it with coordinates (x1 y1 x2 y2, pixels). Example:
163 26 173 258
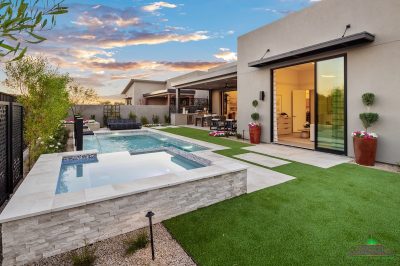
128 111 137 122
71 243 96 266
152 114 160 124
164 114 171 124
68 83 98 115
0 0 68 61
5 56 71 167
140 116 149 125
125 231 149 255
359 92 379 131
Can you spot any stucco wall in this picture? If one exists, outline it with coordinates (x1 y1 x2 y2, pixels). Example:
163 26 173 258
237 0 400 164
69 105 169 127
130 82 166 105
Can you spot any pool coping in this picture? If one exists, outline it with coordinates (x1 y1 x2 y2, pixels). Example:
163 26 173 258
0 130 247 223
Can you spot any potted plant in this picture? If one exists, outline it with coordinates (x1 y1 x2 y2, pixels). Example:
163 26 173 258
352 93 379 166
249 99 261 144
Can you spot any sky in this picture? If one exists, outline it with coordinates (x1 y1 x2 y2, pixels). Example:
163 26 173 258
0 0 321 96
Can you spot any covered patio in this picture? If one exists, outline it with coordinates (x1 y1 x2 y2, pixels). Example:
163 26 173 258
142 88 195 106
169 63 238 130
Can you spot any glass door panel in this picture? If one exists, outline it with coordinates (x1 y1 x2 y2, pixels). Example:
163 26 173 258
316 57 345 153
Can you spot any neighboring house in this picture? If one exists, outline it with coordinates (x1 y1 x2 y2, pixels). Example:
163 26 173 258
121 80 167 105
121 75 209 106
171 0 400 164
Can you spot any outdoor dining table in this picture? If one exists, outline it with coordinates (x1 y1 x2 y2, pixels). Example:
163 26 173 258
195 114 212 127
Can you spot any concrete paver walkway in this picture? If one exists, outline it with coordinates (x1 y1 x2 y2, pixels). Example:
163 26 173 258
244 144 352 168
194 150 295 193
234 153 290 168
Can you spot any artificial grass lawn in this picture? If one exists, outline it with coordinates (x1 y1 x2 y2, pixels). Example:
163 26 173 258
160 127 400 265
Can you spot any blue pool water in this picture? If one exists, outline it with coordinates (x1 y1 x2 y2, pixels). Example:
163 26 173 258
83 132 207 154
56 151 205 194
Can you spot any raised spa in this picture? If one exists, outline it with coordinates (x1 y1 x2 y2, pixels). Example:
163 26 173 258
56 150 205 194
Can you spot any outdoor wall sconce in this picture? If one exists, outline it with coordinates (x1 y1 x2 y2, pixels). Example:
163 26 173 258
259 91 265 101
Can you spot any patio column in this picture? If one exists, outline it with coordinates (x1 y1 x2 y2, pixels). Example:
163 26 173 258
176 88 180 113
167 94 171 107
208 90 212 113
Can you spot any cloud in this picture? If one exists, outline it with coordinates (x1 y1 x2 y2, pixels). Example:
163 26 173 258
142 2 177 12
93 31 210 49
72 14 140 28
49 4 210 49
254 7 293 15
83 60 223 72
70 4 142 28
20 3 217 94
214 48 237 62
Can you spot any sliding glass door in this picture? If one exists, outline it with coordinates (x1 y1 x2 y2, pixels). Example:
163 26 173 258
316 56 346 153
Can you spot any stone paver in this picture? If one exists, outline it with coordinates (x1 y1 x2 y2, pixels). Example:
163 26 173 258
244 144 352 168
234 153 290 168
195 150 296 193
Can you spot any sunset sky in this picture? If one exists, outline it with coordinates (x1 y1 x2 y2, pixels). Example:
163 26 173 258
0 0 319 96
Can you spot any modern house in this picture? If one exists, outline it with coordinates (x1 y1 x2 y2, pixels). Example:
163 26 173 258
122 0 399 164
173 0 399 164
236 0 399 165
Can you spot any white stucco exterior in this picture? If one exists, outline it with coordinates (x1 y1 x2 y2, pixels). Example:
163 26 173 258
237 0 400 164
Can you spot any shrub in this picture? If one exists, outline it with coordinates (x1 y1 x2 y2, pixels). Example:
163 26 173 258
71 244 96 266
140 116 149 125
251 112 260 122
236 133 242 139
252 100 259 108
359 113 379 130
362 93 375 106
164 114 170 124
359 92 379 131
125 231 149 255
128 111 137 122
152 114 160 124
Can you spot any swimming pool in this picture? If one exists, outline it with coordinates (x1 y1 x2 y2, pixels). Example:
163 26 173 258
84 131 207 153
56 150 207 194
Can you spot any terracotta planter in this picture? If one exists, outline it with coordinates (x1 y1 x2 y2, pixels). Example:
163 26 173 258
353 137 377 166
249 125 261 144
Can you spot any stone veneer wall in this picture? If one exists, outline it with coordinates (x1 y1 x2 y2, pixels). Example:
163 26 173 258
2 170 247 265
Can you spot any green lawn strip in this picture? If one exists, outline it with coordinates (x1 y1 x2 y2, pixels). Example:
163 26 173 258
160 127 252 150
159 127 400 265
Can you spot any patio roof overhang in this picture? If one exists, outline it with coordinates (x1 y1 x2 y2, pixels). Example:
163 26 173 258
174 74 237 90
248 32 375 68
172 62 237 90
143 88 195 98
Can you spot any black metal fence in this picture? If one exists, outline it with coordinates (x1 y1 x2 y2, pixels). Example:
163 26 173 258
0 95 24 205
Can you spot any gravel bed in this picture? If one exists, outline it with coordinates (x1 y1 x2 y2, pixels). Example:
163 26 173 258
30 223 196 266
350 159 400 173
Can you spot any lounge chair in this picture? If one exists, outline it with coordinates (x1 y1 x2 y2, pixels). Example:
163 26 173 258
107 119 142 130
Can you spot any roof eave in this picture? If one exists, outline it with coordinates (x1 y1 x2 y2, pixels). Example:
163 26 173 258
248 31 375 68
